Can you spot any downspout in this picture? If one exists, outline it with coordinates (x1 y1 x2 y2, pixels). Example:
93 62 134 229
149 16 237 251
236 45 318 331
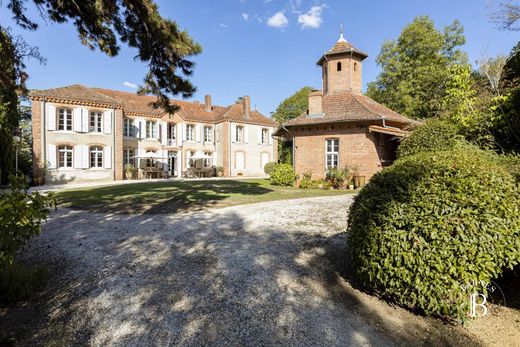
112 107 116 180
42 98 47 182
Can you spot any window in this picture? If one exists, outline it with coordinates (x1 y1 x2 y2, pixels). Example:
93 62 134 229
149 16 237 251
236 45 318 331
326 139 339 169
354 62 357 72
123 148 134 167
58 145 73 168
168 124 176 140
90 146 103 168
146 121 157 138
261 128 269 144
204 126 212 143
337 61 342 72
146 151 157 168
57 108 73 131
90 111 103 132
124 118 134 137
203 151 212 168
186 150 195 168
235 151 245 170
186 124 195 141
235 126 244 143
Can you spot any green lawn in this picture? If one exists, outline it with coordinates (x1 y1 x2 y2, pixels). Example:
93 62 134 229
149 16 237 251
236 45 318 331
56 179 354 214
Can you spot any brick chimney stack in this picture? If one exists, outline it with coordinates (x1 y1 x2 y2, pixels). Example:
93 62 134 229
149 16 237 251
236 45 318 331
204 94 212 112
243 95 251 119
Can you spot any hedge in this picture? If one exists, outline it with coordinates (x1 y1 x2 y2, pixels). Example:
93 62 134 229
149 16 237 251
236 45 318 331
346 147 520 320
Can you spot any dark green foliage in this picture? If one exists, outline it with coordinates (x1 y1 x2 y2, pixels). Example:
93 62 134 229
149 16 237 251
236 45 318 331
0 175 56 268
263 162 277 176
366 16 467 119
5 0 201 113
272 86 313 123
496 153 520 182
278 141 292 164
0 262 48 305
347 147 520 320
397 119 462 158
269 163 296 186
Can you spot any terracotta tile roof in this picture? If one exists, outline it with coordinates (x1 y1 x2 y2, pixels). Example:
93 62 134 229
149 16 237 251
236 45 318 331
29 85 276 126
317 38 368 65
29 84 121 107
215 103 277 126
283 91 416 127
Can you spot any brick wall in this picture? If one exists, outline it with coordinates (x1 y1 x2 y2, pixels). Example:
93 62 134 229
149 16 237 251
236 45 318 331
323 55 363 95
114 109 124 180
291 121 394 180
31 101 44 184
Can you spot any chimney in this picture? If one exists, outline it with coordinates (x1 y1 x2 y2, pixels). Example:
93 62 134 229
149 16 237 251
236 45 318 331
204 94 212 112
308 90 323 115
243 95 251 119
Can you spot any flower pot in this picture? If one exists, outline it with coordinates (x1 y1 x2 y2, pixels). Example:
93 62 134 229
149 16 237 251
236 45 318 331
125 171 134 179
354 175 365 189
349 184 354 190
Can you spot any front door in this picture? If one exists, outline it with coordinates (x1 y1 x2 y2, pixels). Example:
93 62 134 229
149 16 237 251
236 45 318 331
168 151 177 177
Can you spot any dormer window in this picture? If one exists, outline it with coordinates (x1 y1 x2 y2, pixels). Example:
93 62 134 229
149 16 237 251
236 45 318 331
337 62 342 72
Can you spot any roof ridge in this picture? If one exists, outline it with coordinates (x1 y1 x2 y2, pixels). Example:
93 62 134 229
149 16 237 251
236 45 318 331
350 93 384 120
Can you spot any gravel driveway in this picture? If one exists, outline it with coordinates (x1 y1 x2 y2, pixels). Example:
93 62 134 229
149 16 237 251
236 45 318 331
17 195 479 346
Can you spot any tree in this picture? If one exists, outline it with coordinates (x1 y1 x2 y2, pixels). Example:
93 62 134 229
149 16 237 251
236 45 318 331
0 0 201 183
491 1 520 31
272 86 313 123
366 16 467 119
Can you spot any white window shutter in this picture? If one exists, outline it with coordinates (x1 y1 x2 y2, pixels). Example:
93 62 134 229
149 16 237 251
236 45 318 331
257 128 262 144
244 125 249 144
73 108 83 132
73 146 82 168
177 123 183 146
46 104 56 131
104 146 112 169
161 122 167 145
268 129 273 145
47 144 57 168
182 123 187 142
195 124 201 142
81 145 89 168
231 123 236 143
81 109 89 132
103 110 112 134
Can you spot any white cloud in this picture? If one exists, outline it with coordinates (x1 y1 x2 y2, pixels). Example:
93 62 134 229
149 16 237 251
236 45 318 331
219 23 230 28
297 5 326 29
123 81 138 89
242 13 249 21
267 11 288 28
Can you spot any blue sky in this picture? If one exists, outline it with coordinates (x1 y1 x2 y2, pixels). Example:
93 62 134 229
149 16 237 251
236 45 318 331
1 0 518 116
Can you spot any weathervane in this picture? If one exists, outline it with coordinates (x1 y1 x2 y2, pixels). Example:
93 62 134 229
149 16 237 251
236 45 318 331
338 24 346 42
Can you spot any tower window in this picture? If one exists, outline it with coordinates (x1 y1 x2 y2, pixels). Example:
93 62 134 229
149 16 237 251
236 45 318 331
337 62 342 72
354 62 358 71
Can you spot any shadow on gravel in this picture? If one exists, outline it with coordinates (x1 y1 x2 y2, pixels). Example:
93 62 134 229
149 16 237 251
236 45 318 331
9 209 481 346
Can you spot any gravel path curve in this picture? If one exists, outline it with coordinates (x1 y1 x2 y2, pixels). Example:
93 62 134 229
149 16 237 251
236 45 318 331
18 195 478 346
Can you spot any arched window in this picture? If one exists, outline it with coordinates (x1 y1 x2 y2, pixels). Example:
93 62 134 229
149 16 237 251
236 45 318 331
90 146 103 168
58 145 73 168
354 62 357 72
337 62 342 72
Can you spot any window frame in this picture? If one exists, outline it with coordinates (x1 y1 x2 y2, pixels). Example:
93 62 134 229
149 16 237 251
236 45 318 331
203 151 212 168
186 124 195 141
261 128 269 145
146 120 157 139
337 61 342 72
123 118 134 137
325 139 339 170
57 108 73 131
89 111 103 133
90 146 104 168
235 125 244 143
168 123 177 141
57 145 73 168
204 126 212 143
123 148 135 167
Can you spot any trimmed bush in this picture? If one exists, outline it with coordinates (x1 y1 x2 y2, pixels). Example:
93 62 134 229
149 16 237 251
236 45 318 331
347 147 520 320
264 162 277 176
269 163 296 186
397 119 462 158
299 171 321 189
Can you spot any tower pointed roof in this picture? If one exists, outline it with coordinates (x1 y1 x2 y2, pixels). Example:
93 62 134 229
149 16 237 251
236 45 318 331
317 27 368 65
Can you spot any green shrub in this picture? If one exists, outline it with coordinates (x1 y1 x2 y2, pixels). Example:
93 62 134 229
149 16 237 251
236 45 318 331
0 176 56 268
397 119 462 158
264 162 277 176
299 171 321 189
496 153 520 182
347 147 520 320
269 163 296 186
325 167 350 189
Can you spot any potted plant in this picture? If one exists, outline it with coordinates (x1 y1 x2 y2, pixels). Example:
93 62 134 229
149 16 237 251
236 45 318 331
351 164 365 189
348 179 355 190
124 164 136 179
216 166 224 177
